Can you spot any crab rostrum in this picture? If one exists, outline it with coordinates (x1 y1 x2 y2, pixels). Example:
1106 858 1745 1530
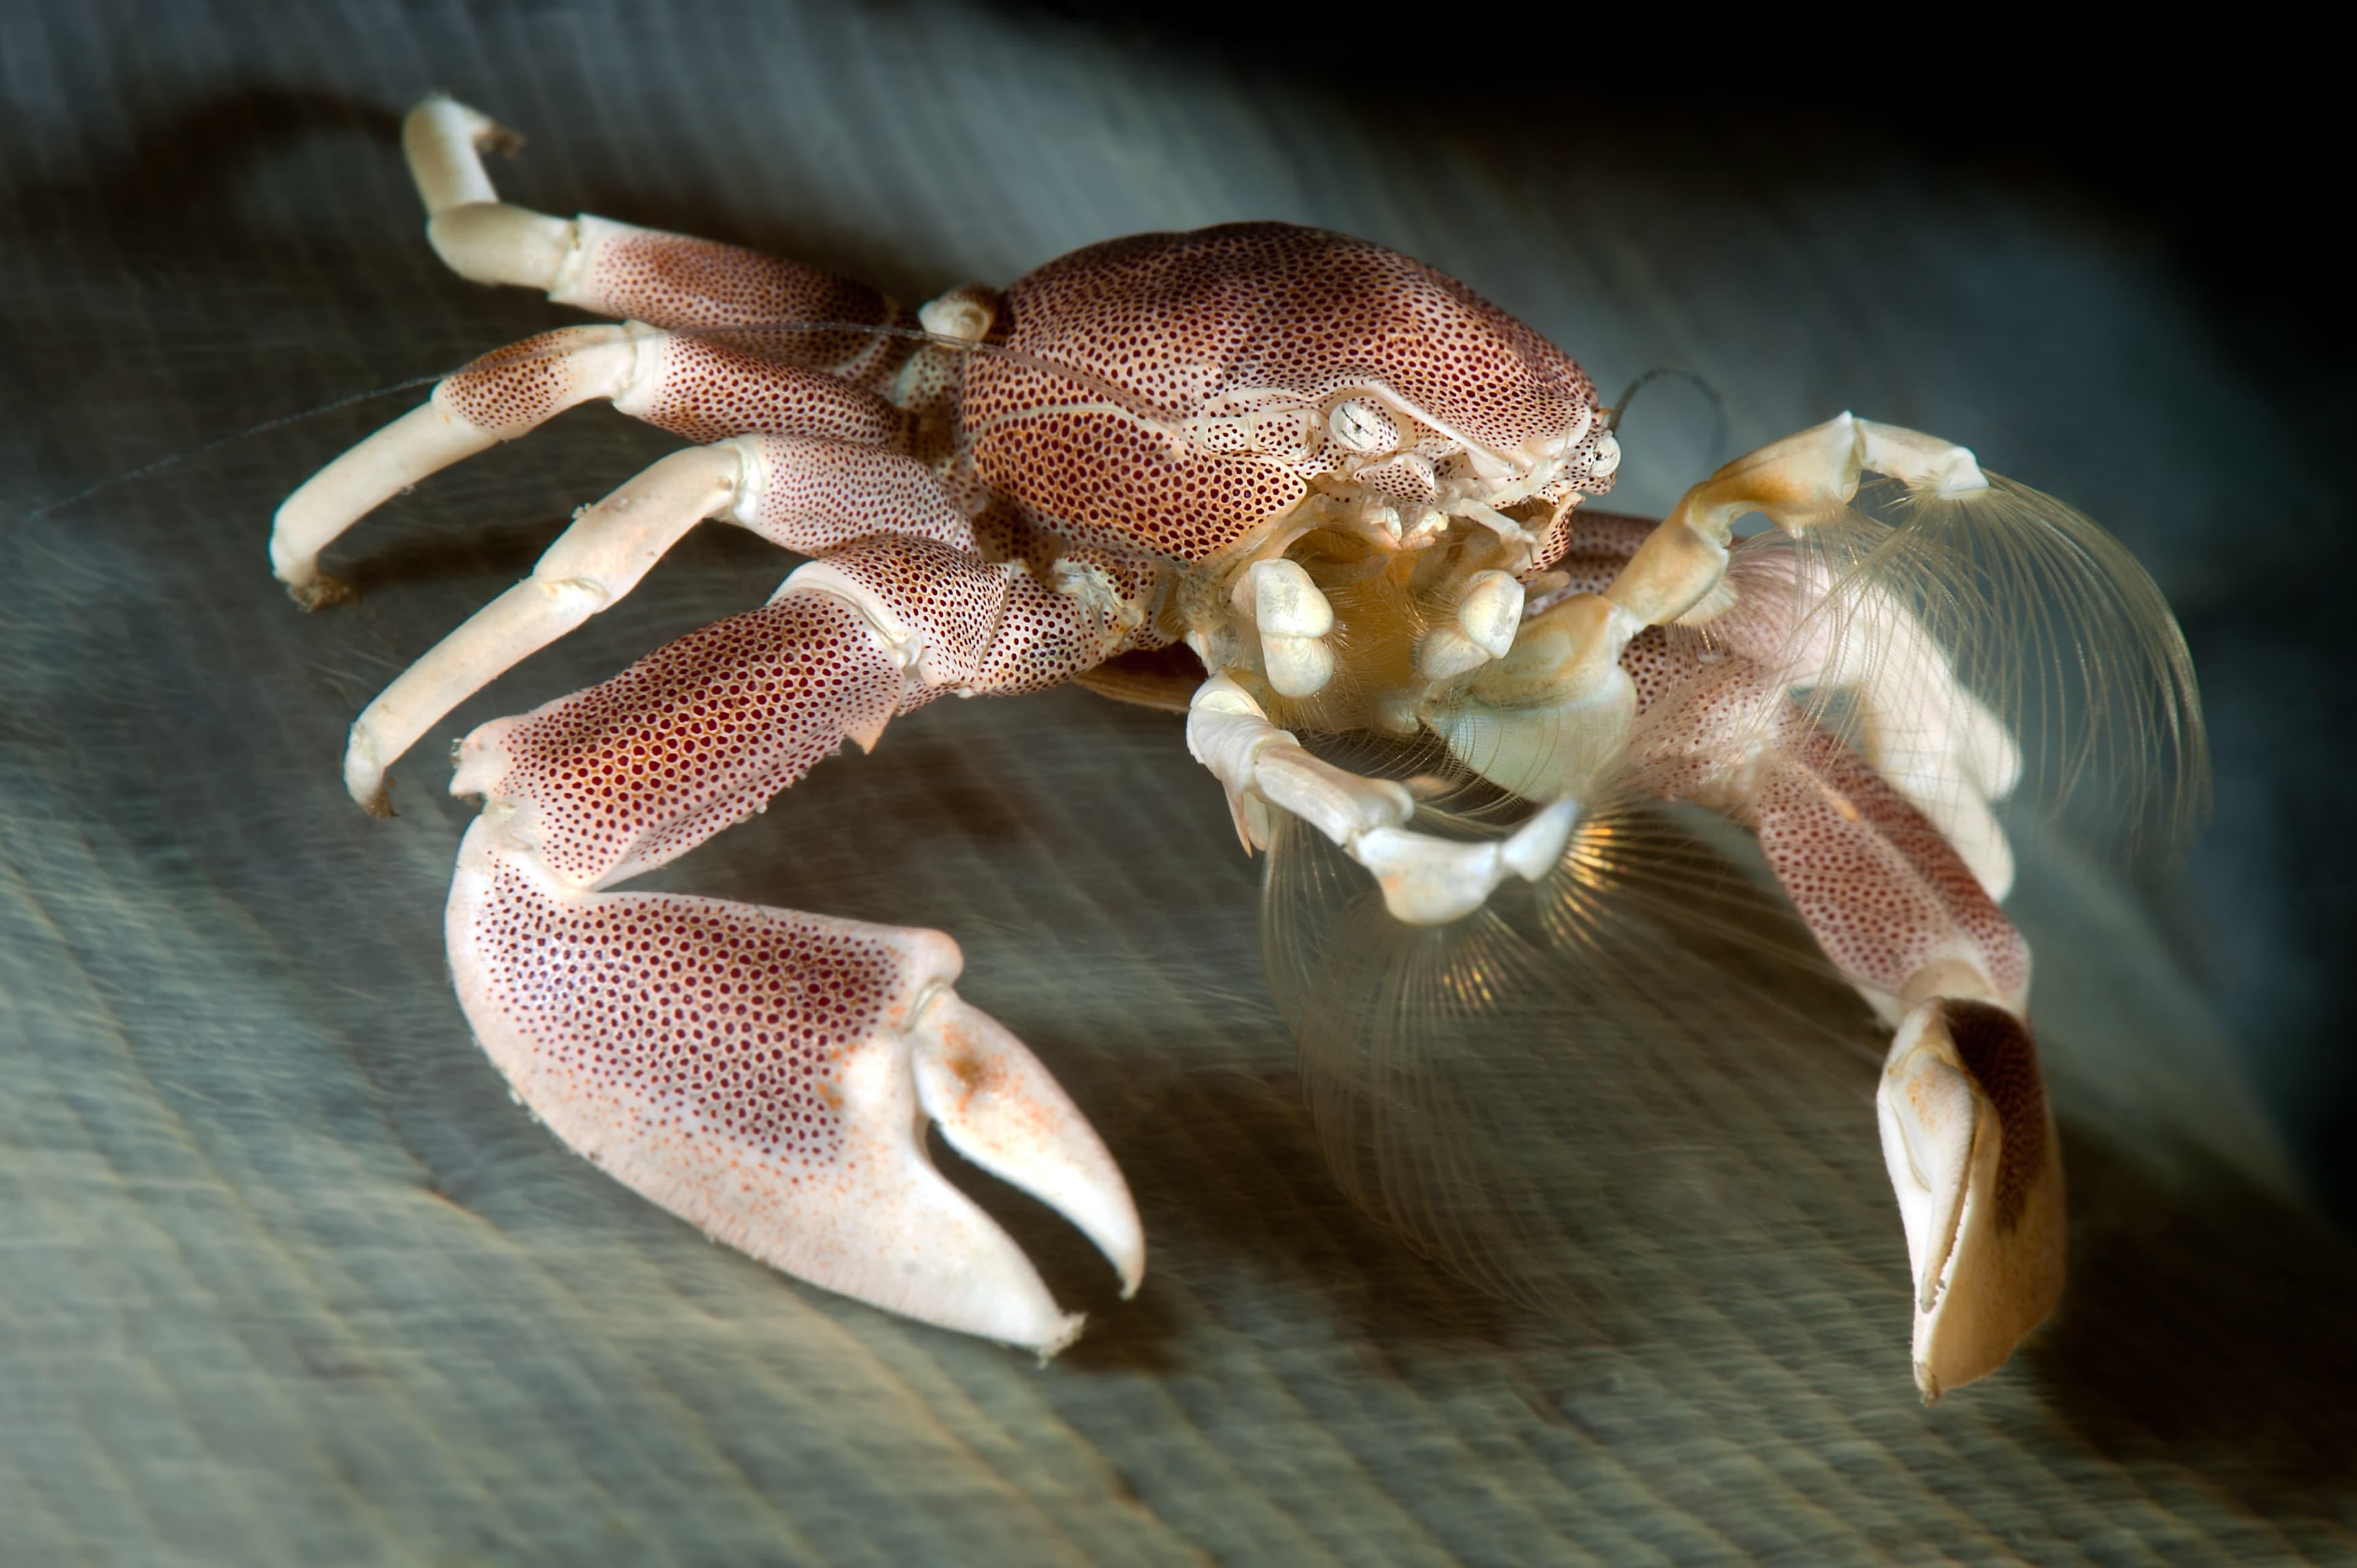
272 98 2201 1394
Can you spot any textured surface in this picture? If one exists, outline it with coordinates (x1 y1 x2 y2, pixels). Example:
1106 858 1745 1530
577 223 912 385
3 3 2353 1563
473 593 906 884
969 223 1608 560
440 331 907 450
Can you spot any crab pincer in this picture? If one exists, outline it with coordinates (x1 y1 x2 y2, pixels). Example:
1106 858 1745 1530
445 593 1142 1350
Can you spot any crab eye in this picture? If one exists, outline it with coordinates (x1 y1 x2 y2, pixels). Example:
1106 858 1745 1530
1589 431 1622 479
1327 398 1399 455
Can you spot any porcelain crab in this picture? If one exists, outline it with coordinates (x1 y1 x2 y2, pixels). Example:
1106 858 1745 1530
269 98 2203 1395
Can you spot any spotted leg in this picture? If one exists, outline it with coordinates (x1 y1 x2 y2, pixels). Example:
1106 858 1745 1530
1745 709 2061 1401
270 322 918 607
1692 540 2022 902
403 95 919 387
276 90 997 608
330 415 981 811
444 538 1153 1351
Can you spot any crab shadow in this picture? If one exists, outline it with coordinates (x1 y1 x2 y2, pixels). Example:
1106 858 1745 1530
1070 1031 2357 1529
2029 1120 2357 1510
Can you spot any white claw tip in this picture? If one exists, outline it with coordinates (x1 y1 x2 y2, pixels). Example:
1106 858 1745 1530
1263 634 1335 697
1457 570 1525 659
1874 998 2063 1399
1250 561 1337 696
1500 799 1579 881
1415 627 1494 681
1032 1313 1087 1362
1250 558 1335 637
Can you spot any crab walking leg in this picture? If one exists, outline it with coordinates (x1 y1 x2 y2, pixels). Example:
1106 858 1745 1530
337 431 980 812
1752 552 2020 800
270 324 908 604
404 96 913 388
1700 544 2022 900
1186 675 1576 924
1744 713 2061 1401
452 536 1158 891
443 566 1153 1350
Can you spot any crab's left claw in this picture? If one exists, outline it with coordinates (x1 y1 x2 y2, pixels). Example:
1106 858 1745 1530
1876 997 2065 1400
448 817 1143 1354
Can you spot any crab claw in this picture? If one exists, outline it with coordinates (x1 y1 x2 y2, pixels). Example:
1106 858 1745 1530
446 816 1142 1354
1876 997 2065 1400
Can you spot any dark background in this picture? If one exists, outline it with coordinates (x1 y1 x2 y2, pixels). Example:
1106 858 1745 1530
3 3 2350 1561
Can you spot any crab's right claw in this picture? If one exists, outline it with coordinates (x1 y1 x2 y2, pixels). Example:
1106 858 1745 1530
1876 997 2065 1401
447 818 1142 1355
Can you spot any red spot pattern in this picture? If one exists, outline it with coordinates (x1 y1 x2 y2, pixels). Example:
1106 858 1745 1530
436 330 907 448
1539 514 2029 1002
637 337 905 447
1752 713 2029 1002
986 550 1166 688
964 407 1302 563
440 330 594 431
1620 653 1773 800
486 594 904 887
738 435 976 555
477 535 1157 889
1617 625 1689 715
1547 510 1657 568
819 536 1161 697
412 209 2037 1236
1617 636 2026 1002
466 860 913 1168
965 224 1606 562
1352 454 1438 503
584 228 915 392
834 538 1005 686
1524 503 1581 576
